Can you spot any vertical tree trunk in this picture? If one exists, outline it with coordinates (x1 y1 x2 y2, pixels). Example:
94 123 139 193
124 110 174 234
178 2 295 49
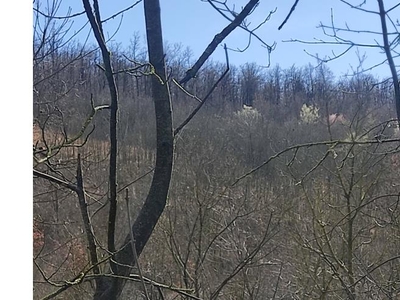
94 0 173 298
377 0 400 123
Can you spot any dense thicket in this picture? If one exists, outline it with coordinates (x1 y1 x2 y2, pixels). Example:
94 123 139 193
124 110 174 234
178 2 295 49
33 41 400 299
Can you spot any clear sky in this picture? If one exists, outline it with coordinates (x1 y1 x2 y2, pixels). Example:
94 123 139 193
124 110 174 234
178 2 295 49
32 0 399 80
39 0 400 81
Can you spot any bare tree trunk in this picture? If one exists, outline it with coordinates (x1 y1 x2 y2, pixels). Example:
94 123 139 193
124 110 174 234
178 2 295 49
94 0 173 298
377 0 400 123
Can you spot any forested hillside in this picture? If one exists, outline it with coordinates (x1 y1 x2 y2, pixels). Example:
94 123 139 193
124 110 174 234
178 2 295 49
33 1 400 299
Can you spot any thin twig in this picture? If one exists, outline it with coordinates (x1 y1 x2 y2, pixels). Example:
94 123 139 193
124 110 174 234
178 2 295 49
174 44 230 136
232 137 400 186
125 189 150 300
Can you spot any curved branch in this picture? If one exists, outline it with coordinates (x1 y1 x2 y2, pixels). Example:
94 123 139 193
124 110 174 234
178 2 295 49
233 137 400 186
82 0 119 257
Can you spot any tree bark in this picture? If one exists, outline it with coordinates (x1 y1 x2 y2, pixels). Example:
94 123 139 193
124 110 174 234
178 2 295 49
94 0 173 298
377 0 400 124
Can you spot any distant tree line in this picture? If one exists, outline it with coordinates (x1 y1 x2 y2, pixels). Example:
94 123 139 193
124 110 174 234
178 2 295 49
33 6 400 297
34 40 396 140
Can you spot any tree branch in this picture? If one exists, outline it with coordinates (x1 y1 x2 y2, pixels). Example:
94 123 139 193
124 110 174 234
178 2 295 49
179 0 260 84
76 154 100 276
82 0 119 257
33 170 78 192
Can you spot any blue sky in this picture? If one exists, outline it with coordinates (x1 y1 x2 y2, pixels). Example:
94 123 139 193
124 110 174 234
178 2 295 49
39 0 400 80
32 0 400 80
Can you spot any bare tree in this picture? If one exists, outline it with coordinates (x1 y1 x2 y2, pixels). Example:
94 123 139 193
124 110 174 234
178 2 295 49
33 1 400 299
33 0 279 299
286 0 400 122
